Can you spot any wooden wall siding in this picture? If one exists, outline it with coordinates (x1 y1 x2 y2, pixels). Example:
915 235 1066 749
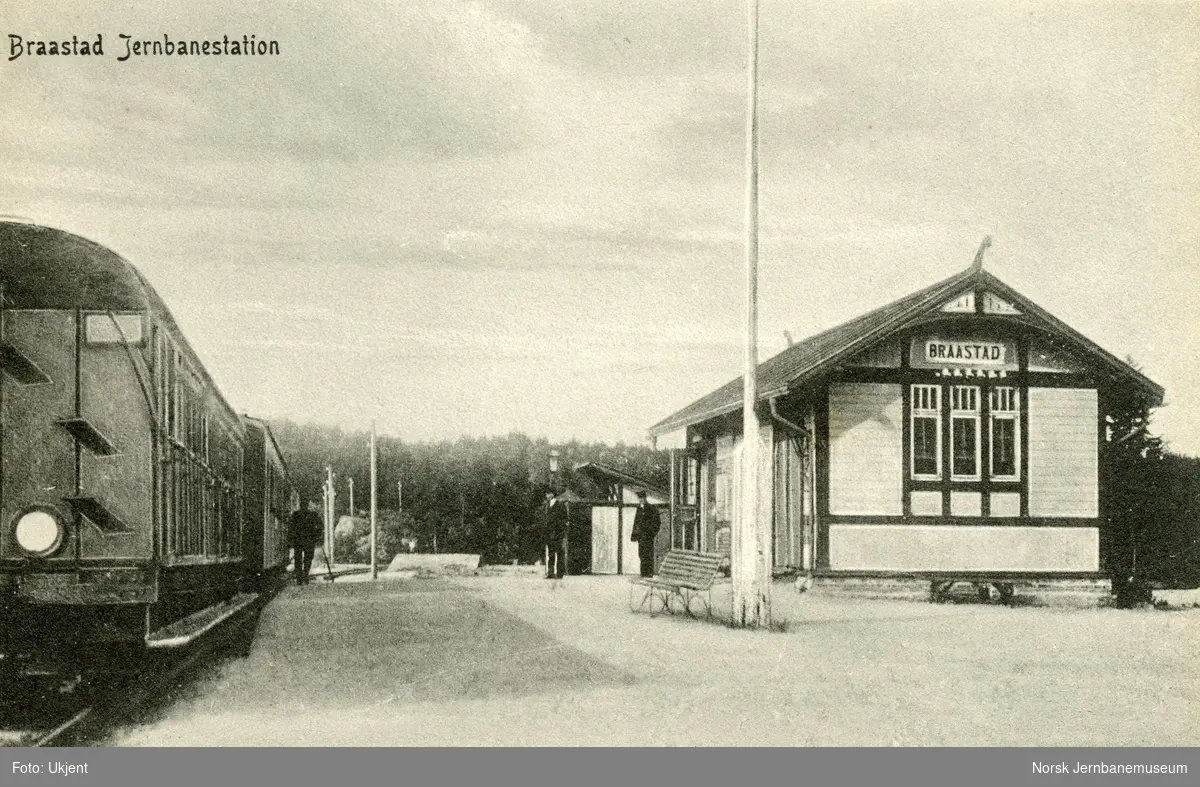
773 430 809 568
804 409 818 570
1028 388 1098 518
828 383 903 516
910 490 943 516
989 492 1021 517
845 338 901 368
950 491 982 517
590 506 619 574
828 524 1100 572
772 438 791 568
1027 338 1085 373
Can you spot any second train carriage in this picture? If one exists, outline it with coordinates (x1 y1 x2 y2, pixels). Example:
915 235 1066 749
0 220 293 676
241 416 294 592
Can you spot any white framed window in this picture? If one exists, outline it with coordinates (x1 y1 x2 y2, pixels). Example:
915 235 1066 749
989 386 1020 480
911 384 941 479
950 386 980 480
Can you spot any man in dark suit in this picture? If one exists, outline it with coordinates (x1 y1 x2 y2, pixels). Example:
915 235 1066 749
631 490 661 578
544 493 568 579
289 503 323 585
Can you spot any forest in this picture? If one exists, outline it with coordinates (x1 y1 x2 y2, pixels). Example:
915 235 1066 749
267 419 670 566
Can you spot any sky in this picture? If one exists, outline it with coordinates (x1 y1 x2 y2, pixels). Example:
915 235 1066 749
2 1 1197 452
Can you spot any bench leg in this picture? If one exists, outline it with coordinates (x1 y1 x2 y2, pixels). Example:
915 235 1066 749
630 584 654 614
654 587 674 617
680 589 697 618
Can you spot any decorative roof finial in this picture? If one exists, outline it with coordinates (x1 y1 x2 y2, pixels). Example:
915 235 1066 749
970 235 992 272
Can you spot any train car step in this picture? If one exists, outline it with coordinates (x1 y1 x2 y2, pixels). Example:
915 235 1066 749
144 593 260 650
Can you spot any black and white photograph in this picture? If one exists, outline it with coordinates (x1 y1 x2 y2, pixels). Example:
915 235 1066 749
0 0 1197 760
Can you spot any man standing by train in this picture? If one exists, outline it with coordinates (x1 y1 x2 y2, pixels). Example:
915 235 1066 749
289 502 323 585
630 489 661 578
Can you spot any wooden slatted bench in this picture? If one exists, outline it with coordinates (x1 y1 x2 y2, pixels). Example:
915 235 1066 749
629 549 725 618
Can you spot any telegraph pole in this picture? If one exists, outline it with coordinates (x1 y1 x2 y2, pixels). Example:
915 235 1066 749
323 466 336 566
370 424 378 580
349 477 355 519
733 0 771 627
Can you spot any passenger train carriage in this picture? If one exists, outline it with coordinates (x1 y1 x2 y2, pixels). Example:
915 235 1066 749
0 220 291 677
240 415 295 593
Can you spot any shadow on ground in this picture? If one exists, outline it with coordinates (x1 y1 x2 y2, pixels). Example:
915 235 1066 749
116 578 634 735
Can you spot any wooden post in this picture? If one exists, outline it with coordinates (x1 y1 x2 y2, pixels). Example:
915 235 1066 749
669 448 678 549
324 466 335 567
349 477 354 519
616 483 624 575
733 0 771 627
370 424 378 580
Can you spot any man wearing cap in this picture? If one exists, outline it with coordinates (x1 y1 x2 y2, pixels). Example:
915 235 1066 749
630 490 661 578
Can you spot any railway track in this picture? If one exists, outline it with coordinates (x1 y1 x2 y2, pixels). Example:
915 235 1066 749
0 602 263 747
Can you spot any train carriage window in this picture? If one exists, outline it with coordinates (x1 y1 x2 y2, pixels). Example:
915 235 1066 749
84 313 144 345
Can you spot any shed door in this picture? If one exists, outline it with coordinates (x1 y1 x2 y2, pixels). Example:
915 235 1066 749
591 506 619 574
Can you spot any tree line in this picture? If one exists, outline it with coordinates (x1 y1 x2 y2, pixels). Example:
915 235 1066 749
267 419 670 566
1103 386 1200 600
269 395 1200 593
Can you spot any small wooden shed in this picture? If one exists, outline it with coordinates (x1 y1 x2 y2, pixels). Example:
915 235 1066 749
571 463 670 575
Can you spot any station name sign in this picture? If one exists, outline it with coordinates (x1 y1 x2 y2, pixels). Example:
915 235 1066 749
923 340 1006 366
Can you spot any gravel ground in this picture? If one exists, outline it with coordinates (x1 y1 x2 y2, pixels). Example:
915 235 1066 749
109 574 1198 746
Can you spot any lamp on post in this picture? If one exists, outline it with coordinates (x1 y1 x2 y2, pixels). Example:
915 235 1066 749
546 449 561 573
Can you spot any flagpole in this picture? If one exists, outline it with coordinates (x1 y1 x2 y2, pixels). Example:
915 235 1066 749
324 466 335 567
734 0 770 627
370 422 378 580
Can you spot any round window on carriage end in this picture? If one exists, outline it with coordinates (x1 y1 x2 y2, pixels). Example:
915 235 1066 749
12 507 65 557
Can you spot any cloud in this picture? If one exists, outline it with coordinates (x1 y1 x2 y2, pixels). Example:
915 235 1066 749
1 0 1197 450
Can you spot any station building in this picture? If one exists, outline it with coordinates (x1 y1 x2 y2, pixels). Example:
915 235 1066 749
649 255 1163 581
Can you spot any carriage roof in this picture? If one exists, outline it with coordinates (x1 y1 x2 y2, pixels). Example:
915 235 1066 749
0 220 244 435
